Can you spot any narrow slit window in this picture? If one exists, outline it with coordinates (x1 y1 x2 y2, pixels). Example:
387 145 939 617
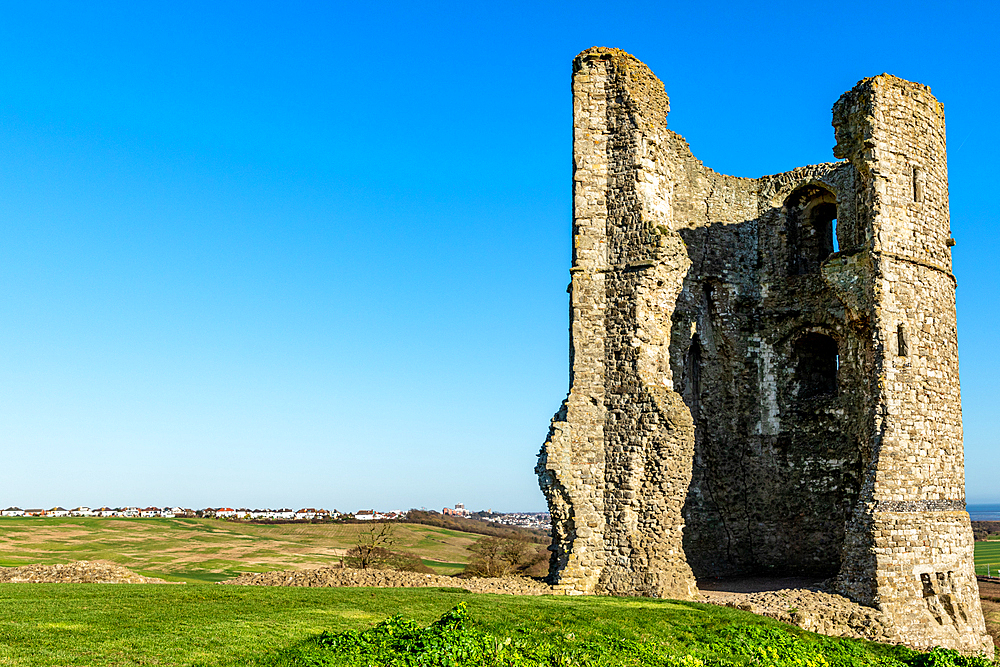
897 324 909 357
687 336 702 420
913 167 924 203
832 218 839 253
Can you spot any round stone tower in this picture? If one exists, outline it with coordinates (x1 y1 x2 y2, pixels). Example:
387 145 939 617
831 74 990 655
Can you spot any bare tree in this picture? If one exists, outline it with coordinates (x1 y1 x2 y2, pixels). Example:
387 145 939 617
465 536 546 577
347 522 395 570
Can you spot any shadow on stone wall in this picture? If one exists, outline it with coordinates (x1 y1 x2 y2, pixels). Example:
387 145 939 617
674 209 864 581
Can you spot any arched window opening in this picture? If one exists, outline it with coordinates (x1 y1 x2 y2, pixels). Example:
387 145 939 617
687 335 702 420
785 186 838 275
794 332 838 398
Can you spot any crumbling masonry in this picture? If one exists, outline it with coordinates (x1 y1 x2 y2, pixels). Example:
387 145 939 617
537 48 991 656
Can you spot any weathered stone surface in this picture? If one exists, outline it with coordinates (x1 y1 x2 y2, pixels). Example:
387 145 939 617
537 47 991 656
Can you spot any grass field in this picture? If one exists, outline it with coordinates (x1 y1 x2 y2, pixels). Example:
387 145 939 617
0 518 478 581
0 520 996 664
0 584 936 667
977 538 1000 577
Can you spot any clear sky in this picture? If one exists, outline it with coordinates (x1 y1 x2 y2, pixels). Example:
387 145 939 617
0 1 996 512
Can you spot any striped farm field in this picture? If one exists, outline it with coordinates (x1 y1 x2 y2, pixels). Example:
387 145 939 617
0 517 477 582
976 537 1000 577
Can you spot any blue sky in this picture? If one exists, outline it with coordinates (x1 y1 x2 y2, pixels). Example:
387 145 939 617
0 1 996 512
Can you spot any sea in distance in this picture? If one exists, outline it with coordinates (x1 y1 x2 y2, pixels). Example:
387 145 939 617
968 504 1000 521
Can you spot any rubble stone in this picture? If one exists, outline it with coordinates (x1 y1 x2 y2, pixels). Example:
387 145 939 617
221 567 554 595
0 561 173 584
705 587 894 644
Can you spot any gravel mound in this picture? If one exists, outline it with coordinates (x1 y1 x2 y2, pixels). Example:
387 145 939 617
0 561 174 584
222 567 555 595
707 588 892 643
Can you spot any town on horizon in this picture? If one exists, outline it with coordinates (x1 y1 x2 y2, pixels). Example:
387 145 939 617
0 503 552 529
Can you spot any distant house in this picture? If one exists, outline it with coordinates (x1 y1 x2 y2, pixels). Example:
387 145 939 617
1 507 24 517
215 507 237 518
295 508 317 520
24 509 44 517
276 508 295 520
443 503 470 517
70 507 95 517
122 507 140 518
48 507 70 517
354 510 376 521
96 507 117 517
159 507 175 518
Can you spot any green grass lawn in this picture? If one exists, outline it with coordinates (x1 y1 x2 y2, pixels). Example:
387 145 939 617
0 523 996 665
0 518 477 582
421 558 468 575
977 539 1000 576
0 584 943 667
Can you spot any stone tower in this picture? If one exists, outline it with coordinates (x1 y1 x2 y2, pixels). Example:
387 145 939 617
537 47 991 655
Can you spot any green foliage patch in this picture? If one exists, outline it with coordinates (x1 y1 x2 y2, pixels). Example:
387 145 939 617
219 602 996 667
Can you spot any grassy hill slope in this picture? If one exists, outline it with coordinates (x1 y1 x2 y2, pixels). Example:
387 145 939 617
0 518 478 581
0 584 969 667
0 519 996 664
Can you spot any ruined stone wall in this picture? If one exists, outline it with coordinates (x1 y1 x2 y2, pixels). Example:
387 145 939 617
538 47 991 656
537 48 699 599
677 161 872 580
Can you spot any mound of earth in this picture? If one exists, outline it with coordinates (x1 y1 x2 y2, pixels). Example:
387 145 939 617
222 566 554 595
0 561 173 584
701 582 891 643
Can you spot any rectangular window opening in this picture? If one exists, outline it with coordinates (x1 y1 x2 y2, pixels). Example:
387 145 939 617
913 167 923 203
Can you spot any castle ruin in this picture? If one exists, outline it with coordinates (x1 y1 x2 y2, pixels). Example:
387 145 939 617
536 47 991 655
